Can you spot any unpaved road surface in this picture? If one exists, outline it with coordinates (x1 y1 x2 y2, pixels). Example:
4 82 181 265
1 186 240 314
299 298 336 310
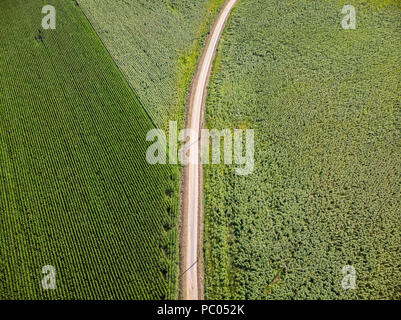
181 0 238 300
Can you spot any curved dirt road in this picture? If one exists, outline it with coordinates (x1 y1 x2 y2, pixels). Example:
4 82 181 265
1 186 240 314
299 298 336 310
182 0 238 300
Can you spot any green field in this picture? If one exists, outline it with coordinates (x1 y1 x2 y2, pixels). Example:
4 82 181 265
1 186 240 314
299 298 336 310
0 0 180 299
204 0 401 299
79 0 225 130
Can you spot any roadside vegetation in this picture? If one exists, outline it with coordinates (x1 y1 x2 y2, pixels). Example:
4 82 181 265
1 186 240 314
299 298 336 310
0 0 180 299
204 0 401 299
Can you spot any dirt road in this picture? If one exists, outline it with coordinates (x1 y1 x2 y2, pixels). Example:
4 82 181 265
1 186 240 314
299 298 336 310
181 0 238 300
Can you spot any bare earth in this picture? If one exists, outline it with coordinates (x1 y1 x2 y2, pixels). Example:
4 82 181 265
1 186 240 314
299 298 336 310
181 0 238 300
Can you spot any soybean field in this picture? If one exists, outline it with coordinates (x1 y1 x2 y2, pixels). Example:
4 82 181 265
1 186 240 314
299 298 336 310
204 0 401 299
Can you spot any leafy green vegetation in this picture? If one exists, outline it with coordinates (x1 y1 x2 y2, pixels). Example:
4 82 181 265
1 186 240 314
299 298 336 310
79 0 225 130
204 0 401 299
0 0 180 299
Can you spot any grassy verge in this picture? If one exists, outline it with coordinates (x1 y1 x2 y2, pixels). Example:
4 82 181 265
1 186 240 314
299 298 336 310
175 0 227 130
